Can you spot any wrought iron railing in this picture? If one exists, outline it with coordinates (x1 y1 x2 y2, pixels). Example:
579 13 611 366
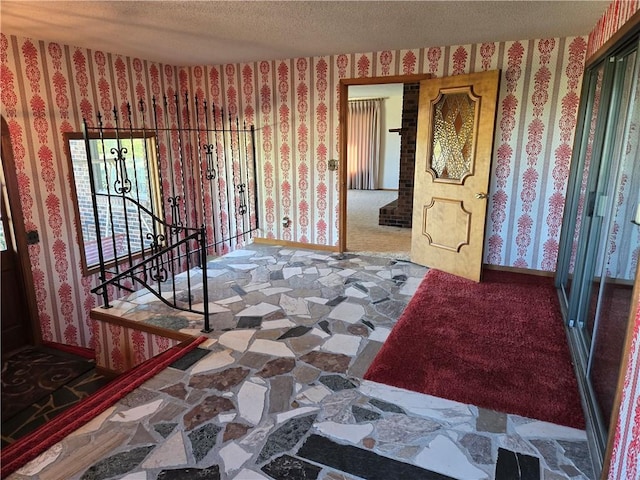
85 93 259 332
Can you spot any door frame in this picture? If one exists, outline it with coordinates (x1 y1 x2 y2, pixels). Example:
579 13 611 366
338 74 431 253
1 116 41 347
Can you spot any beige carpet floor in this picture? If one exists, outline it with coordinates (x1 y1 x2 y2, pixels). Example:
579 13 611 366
346 189 412 257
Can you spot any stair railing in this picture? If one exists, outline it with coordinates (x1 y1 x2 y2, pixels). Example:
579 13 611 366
82 93 258 333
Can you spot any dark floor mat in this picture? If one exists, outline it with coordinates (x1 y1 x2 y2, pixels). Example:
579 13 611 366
1 346 96 422
1 368 110 446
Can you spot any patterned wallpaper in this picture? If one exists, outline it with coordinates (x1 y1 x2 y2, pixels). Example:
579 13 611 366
0 35 183 351
181 38 589 271
1 2 640 476
0 32 588 348
93 320 181 374
608 296 640 480
587 0 639 58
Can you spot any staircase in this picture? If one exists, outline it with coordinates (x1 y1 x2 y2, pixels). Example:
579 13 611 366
80 94 259 374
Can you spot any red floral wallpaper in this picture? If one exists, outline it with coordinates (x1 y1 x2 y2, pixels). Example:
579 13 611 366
93 320 180 374
1 36 182 349
587 0 639 59
608 298 640 480
1 33 588 348
193 38 588 271
2 3 640 475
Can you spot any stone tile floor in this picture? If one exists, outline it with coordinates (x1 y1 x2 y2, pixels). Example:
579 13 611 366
9 245 594 479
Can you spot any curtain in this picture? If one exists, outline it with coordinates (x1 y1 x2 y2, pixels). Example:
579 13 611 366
347 99 382 190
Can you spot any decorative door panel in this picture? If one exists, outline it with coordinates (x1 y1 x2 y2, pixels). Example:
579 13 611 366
428 88 480 183
411 70 500 282
422 198 471 252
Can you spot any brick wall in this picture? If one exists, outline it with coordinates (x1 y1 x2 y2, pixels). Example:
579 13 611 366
70 139 151 264
379 82 420 228
69 140 96 242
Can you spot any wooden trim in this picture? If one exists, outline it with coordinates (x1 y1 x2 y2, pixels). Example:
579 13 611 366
585 10 640 69
338 74 431 253
482 264 555 278
90 308 194 342
1 116 41 346
601 256 640 479
251 237 339 252
63 132 91 275
343 74 431 86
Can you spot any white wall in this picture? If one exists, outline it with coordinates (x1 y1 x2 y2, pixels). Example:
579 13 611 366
348 83 403 190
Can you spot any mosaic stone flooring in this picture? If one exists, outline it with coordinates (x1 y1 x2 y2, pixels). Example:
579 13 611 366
9 245 594 479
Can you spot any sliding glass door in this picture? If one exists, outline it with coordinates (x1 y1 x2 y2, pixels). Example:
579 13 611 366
557 63 607 323
556 35 639 474
585 49 639 432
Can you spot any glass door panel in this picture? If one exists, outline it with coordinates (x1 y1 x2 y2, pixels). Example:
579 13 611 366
558 64 606 307
569 48 638 355
588 48 639 431
556 34 639 474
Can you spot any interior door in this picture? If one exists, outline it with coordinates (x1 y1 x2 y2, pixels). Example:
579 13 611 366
1 120 32 352
411 70 500 281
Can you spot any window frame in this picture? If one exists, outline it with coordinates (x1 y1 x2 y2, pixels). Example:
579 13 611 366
64 131 164 276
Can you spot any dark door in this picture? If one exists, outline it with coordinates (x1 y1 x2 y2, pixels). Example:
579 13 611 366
1 118 32 352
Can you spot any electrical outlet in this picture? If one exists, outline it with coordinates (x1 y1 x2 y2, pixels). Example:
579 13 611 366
282 216 291 228
328 159 338 171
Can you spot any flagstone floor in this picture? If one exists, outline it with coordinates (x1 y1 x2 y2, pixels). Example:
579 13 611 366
10 245 594 480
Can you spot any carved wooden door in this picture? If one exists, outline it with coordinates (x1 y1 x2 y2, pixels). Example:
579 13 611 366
411 70 500 282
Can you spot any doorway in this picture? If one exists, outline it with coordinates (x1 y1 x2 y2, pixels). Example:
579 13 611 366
556 34 640 476
339 74 429 254
346 82 411 256
1 116 39 353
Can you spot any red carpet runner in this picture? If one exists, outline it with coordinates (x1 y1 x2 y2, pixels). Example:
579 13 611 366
365 269 585 429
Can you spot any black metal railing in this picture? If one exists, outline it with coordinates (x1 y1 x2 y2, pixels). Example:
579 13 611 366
85 93 259 332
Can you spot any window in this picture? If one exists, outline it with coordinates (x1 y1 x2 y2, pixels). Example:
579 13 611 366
1 196 8 252
65 133 163 274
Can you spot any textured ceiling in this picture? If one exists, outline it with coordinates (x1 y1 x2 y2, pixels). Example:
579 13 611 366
1 1 610 66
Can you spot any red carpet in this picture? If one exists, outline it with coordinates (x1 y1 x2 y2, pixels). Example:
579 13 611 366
0 336 206 478
364 269 585 429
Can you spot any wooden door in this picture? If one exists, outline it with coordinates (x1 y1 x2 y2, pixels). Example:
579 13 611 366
411 70 500 282
1 119 33 352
